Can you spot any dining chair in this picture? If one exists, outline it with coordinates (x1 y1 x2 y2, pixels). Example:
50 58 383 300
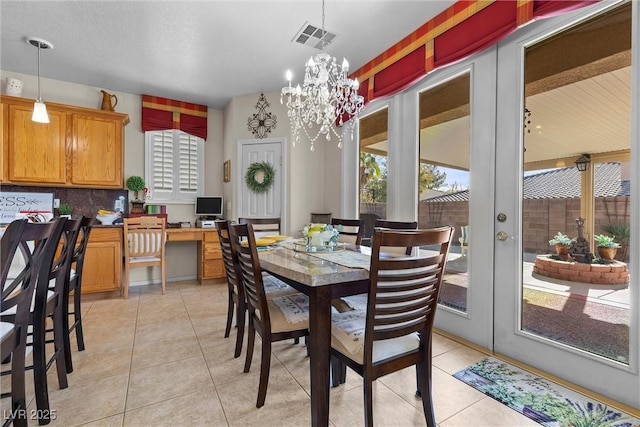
374 219 418 255
331 218 364 245
1 218 66 426
330 226 454 427
217 220 301 358
216 219 247 358
123 216 166 298
229 222 309 408
238 217 281 239
335 219 420 313
63 216 96 373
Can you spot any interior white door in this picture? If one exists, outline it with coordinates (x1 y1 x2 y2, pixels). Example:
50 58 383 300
493 2 639 408
238 138 283 221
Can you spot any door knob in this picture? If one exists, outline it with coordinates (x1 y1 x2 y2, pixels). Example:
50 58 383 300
496 231 512 241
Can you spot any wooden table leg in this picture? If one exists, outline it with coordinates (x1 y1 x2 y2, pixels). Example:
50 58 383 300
308 286 332 427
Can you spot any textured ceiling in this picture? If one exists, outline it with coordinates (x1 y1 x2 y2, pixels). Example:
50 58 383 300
0 0 456 109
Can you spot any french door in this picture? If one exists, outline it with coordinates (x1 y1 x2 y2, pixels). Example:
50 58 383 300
397 0 638 409
406 47 498 349
493 1 638 408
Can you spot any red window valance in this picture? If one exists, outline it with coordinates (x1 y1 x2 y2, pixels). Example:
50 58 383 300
141 95 208 140
351 0 599 107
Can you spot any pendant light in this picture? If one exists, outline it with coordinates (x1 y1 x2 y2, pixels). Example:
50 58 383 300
27 37 53 124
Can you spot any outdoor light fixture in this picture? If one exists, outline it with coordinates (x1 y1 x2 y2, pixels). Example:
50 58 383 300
281 0 364 151
27 37 53 124
574 154 591 172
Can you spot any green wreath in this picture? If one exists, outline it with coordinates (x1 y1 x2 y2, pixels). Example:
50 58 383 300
245 161 275 193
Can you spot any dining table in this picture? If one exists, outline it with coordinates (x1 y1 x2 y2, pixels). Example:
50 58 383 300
258 242 371 427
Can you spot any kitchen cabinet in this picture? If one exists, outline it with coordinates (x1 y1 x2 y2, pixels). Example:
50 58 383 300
82 227 123 294
1 95 129 188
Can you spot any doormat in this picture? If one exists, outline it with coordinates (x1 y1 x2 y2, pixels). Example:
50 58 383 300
453 357 639 427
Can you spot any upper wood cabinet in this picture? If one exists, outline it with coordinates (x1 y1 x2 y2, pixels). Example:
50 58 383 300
1 95 129 188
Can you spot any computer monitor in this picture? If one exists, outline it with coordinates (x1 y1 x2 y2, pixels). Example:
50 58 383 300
195 196 223 218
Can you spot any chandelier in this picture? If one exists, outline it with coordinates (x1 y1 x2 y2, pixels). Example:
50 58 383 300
280 0 365 151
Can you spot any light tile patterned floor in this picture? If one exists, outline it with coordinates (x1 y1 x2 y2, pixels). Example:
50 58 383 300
4 280 538 426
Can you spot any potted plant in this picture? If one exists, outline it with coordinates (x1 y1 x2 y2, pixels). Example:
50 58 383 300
548 232 573 257
58 203 73 218
594 234 620 260
126 175 146 201
126 175 147 214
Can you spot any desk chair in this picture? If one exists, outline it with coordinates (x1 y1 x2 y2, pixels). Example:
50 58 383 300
1 218 66 426
331 218 364 245
229 223 309 408
330 226 453 427
63 216 96 372
123 217 166 298
238 217 281 239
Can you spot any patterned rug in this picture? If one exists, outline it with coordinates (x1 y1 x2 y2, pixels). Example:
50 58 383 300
454 357 639 427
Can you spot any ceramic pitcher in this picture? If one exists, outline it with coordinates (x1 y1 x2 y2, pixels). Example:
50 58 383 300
100 90 118 111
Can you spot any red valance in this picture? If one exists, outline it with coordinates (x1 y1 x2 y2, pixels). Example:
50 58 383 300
351 0 599 107
433 1 517 68
141 95 208 140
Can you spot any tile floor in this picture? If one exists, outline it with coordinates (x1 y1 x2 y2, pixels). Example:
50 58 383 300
3 279 539 427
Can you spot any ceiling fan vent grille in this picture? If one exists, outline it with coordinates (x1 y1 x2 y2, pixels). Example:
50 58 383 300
292 22 338 49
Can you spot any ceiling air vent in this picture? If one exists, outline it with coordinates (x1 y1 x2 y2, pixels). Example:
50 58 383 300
293 22 338 49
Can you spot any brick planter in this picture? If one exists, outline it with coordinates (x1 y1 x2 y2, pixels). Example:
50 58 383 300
533 255 629 285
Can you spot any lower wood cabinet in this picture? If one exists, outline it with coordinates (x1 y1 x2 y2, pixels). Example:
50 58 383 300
198 230 225 281
81 226 224 293
82 227 123 293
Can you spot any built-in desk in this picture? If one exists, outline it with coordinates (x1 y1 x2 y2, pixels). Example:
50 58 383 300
165 227 225 282
82 226 224 294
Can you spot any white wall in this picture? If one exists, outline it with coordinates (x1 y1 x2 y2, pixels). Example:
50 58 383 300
1 70 224 283
2 70 348 279
222 91 335 236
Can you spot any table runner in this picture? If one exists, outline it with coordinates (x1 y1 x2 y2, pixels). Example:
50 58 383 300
306 250 371 271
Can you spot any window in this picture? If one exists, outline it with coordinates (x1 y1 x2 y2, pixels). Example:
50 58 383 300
144 129 204 203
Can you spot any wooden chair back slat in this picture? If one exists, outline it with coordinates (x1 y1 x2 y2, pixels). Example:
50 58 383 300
367 226 453 345
331 218 364 245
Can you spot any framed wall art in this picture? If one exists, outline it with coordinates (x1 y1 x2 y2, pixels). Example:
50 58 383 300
223 159 231 182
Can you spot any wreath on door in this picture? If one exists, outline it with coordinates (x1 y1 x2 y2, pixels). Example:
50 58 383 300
245 161 276 193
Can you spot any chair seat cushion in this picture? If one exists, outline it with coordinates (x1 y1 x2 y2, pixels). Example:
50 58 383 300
331 309 419 364
268 293 309 333
338 294 368 312
0 321 15 342
262 274 298 299
1 290 55 316
129 256 162 263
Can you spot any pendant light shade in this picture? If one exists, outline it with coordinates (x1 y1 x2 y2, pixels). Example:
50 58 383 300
32 100 49 123
27 37 53 124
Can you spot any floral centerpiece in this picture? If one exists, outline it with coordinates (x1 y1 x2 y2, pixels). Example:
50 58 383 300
303 223 339 248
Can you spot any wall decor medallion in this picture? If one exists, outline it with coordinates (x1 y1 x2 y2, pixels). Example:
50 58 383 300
247 93 277 139
245 161 275 193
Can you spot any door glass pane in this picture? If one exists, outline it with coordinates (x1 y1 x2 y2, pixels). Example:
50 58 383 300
359 108 388 245
522 3 631 363
418 72 470 312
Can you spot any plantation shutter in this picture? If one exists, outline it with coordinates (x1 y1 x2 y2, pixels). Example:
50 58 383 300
178 132 198 197
147 129 203 203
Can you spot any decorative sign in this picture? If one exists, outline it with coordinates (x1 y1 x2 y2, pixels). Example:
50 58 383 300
247 93 277 139
0 192 54 223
